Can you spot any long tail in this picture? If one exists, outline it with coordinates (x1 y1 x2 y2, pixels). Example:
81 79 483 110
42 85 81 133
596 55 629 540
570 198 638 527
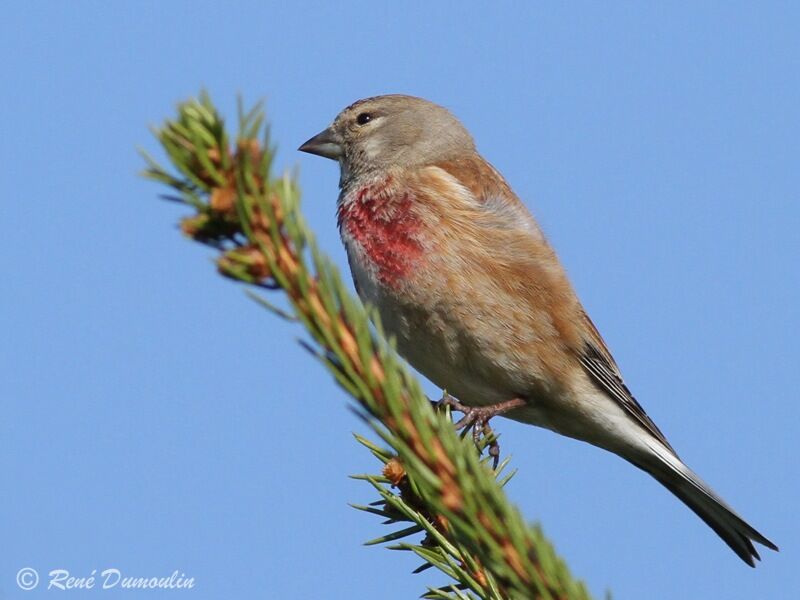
637 442 778 566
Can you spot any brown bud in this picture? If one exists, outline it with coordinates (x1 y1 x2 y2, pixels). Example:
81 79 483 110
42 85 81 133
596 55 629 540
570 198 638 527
434 514 450 533
463 562 487 588
383 458 406 486
209 187 236 213
207 147 228 167
249 206 272 233
269 193 285 222
236 139 262 163
217 245 271 281
180 214 210 238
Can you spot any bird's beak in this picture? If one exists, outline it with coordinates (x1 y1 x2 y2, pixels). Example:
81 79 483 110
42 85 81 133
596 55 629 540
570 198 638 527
298 127 343 160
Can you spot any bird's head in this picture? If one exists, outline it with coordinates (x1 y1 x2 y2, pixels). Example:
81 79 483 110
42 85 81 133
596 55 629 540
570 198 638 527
299 94 475 184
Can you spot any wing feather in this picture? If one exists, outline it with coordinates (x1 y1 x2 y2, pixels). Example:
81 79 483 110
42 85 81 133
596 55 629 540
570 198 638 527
579 312 677 454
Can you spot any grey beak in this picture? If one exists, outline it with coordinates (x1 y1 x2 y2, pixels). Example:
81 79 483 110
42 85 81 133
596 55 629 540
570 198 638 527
298 127 343 160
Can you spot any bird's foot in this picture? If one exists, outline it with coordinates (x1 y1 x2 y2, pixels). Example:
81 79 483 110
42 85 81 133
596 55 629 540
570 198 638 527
435 393 525 468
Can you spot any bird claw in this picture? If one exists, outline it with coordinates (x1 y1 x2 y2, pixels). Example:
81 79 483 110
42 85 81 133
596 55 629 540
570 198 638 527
434 393 524 469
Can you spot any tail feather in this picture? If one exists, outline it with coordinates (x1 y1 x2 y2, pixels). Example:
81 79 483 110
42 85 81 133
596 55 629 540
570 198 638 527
638 443 778 567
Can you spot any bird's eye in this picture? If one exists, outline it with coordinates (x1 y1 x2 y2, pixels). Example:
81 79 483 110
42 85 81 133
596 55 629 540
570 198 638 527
356 112 373 125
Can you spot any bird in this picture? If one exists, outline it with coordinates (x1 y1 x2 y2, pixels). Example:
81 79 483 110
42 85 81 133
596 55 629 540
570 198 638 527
298 94 777 566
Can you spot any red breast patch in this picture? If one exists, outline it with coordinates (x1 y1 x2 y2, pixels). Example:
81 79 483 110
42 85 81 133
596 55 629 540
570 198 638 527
338 179 424 287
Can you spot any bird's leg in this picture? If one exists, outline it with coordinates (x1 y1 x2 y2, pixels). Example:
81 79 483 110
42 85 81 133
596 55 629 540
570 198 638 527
435 393 526 468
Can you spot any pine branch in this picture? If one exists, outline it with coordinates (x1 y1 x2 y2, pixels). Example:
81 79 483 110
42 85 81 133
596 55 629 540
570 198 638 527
140 92 595 600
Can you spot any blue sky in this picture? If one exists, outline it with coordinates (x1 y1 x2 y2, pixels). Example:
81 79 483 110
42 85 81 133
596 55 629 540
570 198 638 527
1 2 797 598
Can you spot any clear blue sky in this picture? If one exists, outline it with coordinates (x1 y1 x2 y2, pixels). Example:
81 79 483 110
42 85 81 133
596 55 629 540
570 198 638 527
1 2 797 598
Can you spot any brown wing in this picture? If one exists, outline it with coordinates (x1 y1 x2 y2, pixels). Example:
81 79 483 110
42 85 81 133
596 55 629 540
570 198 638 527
578 311 677 454
433 157 676 452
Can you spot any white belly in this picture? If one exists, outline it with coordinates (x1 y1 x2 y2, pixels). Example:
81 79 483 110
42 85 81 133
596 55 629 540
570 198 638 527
346 240 526 408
